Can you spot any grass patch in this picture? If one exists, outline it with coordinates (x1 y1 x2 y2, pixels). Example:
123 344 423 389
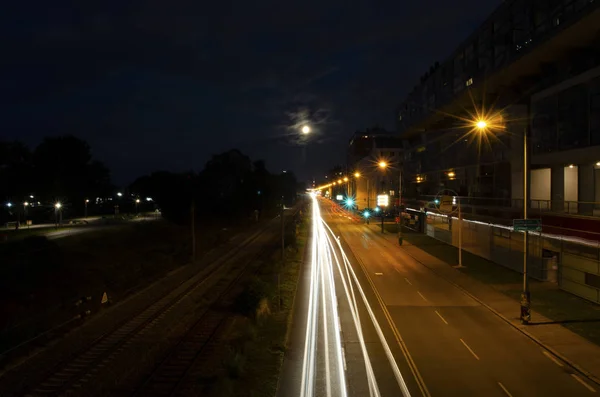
0 219 235 354
210 205 308 397
403 230 600 345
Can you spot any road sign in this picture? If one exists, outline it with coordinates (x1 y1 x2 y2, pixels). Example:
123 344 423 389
438 195 454 213
377 194 389 207
513 219 541 232
336 195 343 201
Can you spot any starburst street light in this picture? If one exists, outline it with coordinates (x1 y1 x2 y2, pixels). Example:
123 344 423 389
378 161 387 169
55 202 62 209
343 177 348 182
354 172 360 178
475 120 488 130
301 125 311 134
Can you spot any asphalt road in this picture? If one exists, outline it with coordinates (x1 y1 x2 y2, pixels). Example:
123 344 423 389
278 197 597 396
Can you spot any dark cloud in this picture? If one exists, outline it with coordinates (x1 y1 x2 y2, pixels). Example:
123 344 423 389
2 0 501 184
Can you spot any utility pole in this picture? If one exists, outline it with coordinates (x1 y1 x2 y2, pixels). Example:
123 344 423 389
398 167 403 245
191 200 196 263
521 126 531 324
279 196 284 311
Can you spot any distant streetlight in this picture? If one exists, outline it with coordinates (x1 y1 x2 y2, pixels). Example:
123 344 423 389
84 199 89 218
475 120 488 130
135 198 140 214
6 202 12 208
337 179 342 184
23 202 29 207
117 192 123 197
354 172 361 178
343 177 348 182
29 195 34 199
54 202 62 228
378 161 387 169
302 125 311 134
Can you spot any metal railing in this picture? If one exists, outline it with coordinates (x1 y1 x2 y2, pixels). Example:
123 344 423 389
406 195 600 218
424 211 600 304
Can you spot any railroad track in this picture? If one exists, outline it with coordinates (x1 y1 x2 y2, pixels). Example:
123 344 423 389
21 221 277 397
132 210 299 397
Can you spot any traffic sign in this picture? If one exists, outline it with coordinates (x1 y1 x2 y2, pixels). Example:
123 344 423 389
513 219 541 232
377 194 389 207
438 195 454 213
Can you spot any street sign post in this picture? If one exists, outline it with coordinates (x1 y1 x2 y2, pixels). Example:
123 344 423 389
377 195 389 233
439 195 453 213
513 219 541 232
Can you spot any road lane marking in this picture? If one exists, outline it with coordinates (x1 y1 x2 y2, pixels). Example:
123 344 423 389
571 374 596 393
341 347 347 371
498 382 513 397
459 338 480 360
434 310 448 325
542 350 563 367
404 278 412 285
375 272 383 276
417 291 428 302
328 226 430 397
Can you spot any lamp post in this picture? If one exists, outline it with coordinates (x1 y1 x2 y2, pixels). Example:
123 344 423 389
135 198 140 214
85 199 89 218
23 202 29 226
378 161 403 244
521 126 531 323
54 202 62 229
474 117 530 323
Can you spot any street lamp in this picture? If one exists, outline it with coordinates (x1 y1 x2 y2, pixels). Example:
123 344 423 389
473 114 530 323
85 199 90 218
135 198 141 214
377 160 404 244
117 192 123 197
54 202 62 228
6 202 12 208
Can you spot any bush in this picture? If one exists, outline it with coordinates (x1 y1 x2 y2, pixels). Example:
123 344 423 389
233 277 270 318
224 349 246 379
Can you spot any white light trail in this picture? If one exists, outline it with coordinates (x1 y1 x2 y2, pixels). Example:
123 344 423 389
300 195 413 397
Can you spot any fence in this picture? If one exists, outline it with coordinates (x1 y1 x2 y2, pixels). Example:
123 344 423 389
425 212 600 304
411 195 600 218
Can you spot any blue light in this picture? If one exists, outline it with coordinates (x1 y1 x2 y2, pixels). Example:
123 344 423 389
434 199 440 205
345 198 354 207
363 211 370 218
374 207 380 213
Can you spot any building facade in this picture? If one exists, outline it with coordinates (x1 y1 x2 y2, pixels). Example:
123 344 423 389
346 129 404 210
397 0 600 214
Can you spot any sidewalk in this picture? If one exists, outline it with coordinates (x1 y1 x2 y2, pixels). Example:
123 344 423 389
365 223 600 386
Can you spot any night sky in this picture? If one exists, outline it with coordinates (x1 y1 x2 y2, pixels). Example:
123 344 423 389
2 1 500 185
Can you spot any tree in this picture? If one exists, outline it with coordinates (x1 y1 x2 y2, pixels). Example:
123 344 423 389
33 135 112 204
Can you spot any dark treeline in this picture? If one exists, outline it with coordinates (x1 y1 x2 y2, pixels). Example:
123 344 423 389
131 149 300 224
0 136 113 222
1 137 301 224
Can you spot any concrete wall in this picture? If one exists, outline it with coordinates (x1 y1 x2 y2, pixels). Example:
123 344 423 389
531 168 550 201
564 166 579 202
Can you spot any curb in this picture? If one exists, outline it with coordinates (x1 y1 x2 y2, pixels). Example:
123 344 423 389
396 239 600 388
274 216 310 396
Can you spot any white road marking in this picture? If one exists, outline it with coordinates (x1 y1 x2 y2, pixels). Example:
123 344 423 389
341 347 347 371
542 350 563 367
417 291 428 302
434 310 448 325
498 382 513 397
375 272 383 276
404 278 412 286
571 374 596 393
460 338 480 360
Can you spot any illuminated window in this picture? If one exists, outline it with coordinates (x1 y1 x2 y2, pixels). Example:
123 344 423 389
465 78 473 87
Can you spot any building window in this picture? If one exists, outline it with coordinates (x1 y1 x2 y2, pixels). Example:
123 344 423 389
465 78 473 87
